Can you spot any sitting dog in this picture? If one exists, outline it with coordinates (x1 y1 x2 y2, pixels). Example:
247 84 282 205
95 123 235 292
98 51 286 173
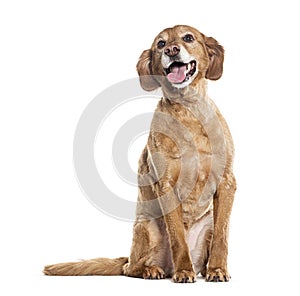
44 25 236 283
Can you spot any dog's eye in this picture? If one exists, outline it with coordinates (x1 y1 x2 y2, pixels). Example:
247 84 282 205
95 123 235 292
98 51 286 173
157 40 166 49
183 34 194 43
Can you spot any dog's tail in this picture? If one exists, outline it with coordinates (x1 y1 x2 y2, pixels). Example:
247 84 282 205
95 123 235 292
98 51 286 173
43 257 128 276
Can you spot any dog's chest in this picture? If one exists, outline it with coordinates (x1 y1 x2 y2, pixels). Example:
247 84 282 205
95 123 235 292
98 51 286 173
166 104 220 223
179 128 215 224
149 99 225 223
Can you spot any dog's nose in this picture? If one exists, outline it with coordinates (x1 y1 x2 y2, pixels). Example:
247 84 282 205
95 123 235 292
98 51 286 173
164 45 180 57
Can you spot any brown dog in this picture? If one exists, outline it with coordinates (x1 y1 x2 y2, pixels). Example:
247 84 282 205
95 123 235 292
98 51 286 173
44 25 236 283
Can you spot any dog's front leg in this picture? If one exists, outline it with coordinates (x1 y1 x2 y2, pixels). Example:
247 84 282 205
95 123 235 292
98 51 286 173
148 132 196 283
160 193 196 283
206 173 236 282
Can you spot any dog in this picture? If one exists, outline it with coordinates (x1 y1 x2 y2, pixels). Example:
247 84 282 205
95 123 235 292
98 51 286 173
44 25 236 283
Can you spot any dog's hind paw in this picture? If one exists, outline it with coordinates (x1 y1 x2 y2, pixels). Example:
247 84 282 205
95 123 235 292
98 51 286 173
143 266 166 279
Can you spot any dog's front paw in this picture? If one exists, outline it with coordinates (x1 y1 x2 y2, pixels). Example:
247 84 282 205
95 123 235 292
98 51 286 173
206 268 230 282
143 266 165 279
172 270 196 283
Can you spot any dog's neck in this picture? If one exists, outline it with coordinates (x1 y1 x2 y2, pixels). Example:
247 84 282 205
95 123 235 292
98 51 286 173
160 78 218 126
161 78 208 105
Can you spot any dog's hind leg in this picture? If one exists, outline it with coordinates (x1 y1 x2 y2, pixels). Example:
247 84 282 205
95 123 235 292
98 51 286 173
123 218 171 279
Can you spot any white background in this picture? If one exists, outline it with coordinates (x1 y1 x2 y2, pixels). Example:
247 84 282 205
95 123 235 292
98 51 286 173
1 0 300 295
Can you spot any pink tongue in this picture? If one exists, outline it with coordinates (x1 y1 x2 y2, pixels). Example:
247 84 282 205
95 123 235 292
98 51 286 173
167 65 186 83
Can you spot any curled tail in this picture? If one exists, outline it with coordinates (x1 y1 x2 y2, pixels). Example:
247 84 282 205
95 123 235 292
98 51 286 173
43 257 128 276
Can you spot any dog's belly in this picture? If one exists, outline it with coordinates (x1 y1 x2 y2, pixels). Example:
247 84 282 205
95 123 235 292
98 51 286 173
186 209 213 273
144 205 213 276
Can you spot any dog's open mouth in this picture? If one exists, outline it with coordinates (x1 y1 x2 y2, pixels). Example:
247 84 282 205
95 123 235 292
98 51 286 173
165 60 196 84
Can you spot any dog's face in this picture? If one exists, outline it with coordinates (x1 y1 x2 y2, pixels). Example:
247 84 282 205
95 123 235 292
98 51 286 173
137 25 224 94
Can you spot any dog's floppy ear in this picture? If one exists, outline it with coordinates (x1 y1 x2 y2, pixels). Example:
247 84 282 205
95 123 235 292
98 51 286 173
136 49 160 91
205 37 224 81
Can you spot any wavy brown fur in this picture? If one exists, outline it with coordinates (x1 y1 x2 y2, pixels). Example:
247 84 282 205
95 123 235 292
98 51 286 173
44 25 236 283
44 257 128 276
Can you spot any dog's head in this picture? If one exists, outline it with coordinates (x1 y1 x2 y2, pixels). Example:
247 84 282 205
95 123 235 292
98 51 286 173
137 25 224 94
